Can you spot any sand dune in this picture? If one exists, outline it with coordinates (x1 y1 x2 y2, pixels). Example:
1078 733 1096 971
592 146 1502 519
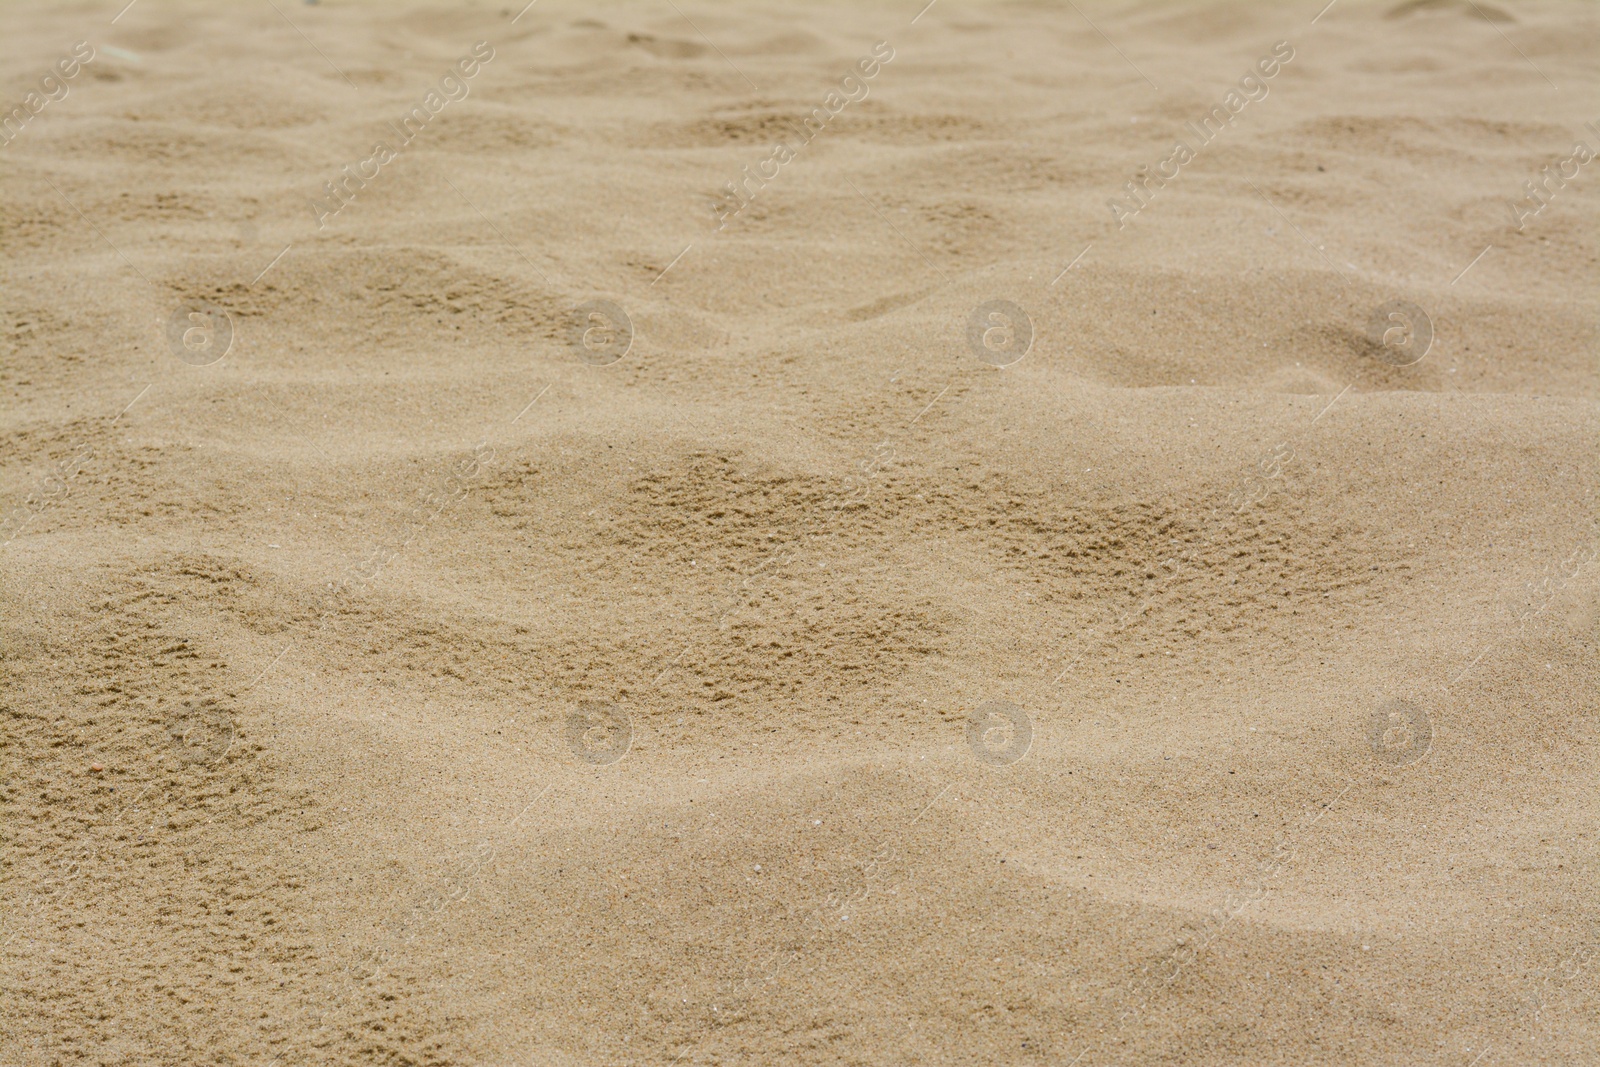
2 0 1596 1064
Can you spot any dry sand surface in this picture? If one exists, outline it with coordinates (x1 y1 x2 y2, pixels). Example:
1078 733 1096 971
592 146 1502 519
2 0 1598 1063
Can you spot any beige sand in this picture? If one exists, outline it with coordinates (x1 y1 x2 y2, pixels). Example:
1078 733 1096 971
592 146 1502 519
2 0 1597 1063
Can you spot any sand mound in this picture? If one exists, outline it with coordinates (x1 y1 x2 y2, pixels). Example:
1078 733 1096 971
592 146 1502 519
2 1 1596 1064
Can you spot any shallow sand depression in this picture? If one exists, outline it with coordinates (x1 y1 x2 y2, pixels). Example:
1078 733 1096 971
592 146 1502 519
1 0 1597 1064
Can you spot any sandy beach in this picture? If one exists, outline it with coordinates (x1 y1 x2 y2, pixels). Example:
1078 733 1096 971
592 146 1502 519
2 0 1597 1063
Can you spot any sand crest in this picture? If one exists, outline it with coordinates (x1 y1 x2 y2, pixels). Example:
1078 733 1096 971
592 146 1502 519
2 1 1596 1064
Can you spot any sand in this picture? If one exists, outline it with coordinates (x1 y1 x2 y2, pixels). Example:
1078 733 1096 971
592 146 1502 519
2 0 1597 1064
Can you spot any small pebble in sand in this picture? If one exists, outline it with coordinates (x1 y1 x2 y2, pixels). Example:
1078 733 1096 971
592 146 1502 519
90 763 104 772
